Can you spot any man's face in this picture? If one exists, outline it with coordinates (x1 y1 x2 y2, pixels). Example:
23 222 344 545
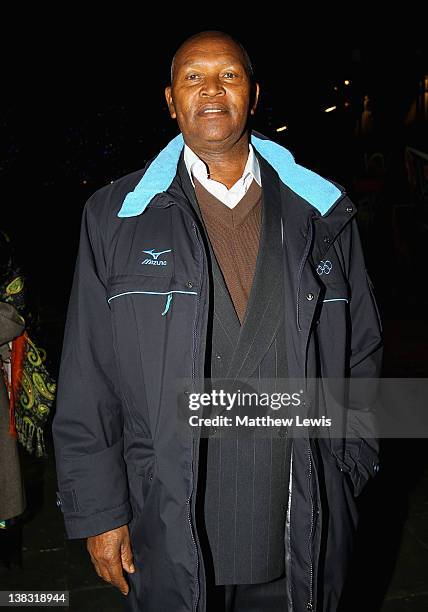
165 36 259 151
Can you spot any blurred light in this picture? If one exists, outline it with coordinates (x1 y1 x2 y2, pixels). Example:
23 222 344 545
344 101 351 108
276 125 288 132
334 86 338 91
324 106 337 113
344 80 351 86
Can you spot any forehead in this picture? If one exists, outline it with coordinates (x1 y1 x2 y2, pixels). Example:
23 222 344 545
175 37 246 68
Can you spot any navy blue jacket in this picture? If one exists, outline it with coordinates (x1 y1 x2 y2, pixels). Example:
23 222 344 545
52 131 383 611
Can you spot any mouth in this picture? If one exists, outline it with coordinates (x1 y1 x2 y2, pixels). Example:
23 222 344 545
197 104 229 117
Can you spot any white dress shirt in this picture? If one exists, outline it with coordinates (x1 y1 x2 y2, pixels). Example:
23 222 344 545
183 143 261 209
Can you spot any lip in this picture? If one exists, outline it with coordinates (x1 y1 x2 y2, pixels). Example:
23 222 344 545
197 103 229 116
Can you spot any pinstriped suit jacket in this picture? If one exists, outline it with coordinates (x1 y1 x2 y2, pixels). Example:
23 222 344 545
177 153 291 585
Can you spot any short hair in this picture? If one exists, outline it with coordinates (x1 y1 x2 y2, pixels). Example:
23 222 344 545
170 31 254 83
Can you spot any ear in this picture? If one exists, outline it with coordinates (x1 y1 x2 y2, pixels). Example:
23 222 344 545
165 86 177 119
250 82 260 116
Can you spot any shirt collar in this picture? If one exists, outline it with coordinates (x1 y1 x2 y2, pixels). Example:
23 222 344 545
183 142 261 189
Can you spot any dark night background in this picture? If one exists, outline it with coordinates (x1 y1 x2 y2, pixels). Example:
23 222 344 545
1 24 427 610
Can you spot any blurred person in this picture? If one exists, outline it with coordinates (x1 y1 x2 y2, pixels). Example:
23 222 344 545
0 230 56 555
0 230 55 460
0 302 26 533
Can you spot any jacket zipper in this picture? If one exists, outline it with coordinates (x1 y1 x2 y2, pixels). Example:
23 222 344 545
301 198 348 610
187 444 200 612
191 222 203 381
168 201 204 612
296 215 317 610
307 445 314 611
296 218 315 332
186 221 205 612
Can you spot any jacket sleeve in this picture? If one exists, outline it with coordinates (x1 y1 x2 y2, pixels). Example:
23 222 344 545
340 216 383 495
52 197 132 538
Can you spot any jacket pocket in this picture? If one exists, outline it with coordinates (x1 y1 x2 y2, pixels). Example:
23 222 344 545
365 270 383 334
336 437 380 497
321 280 350 306
107 274 198 316
107 274 198 439
317 281 350 368
125 435 157 477
125 437 157 516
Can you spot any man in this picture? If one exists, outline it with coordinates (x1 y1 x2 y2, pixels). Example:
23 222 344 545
53 31 382 611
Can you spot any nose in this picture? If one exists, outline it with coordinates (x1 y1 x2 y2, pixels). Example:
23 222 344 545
201 75 225 97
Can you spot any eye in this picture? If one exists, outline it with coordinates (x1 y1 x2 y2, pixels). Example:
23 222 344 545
185 73 201 81
222 71 237 79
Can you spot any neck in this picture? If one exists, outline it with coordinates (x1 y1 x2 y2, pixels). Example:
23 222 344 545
189 133 250 189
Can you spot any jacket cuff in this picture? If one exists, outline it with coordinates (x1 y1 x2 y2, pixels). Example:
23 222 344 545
62 500 132 539
56 437 131 538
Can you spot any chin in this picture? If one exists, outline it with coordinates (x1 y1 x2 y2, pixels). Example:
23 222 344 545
195 125 235 144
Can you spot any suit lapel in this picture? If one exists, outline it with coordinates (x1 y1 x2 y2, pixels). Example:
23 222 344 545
225 156 284 381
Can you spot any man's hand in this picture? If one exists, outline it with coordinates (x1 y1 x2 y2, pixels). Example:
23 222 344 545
87 525 135 595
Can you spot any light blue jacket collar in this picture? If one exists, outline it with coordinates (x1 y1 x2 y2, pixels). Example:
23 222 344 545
118 132 342 218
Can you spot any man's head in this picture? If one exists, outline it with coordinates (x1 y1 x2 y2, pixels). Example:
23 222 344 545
165 31 259 154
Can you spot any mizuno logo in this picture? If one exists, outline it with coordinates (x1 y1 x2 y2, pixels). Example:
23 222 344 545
316 260 332 275
142 249 172 260
141 248 172 267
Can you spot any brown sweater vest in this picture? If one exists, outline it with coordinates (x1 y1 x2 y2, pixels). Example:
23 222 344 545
193 177 262 324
